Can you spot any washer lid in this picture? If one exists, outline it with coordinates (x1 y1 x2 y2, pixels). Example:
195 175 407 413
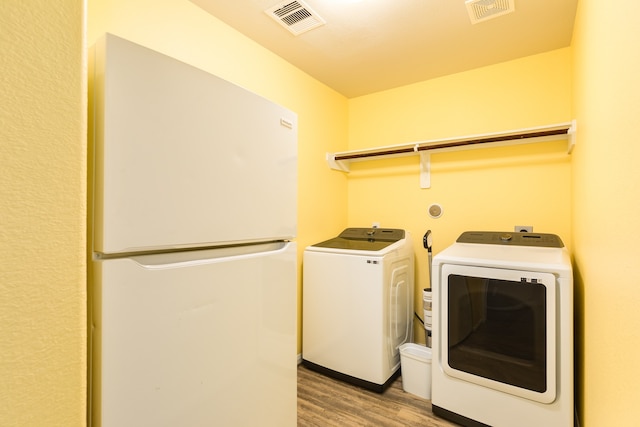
312 228 405 251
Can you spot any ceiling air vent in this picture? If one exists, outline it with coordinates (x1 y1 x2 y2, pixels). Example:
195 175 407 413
466 0 515 24
265 1 326 36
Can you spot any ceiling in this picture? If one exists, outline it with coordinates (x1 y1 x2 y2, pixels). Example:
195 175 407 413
189 0 578 98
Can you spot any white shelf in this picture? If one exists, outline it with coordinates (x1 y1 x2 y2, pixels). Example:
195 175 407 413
326 120 576 188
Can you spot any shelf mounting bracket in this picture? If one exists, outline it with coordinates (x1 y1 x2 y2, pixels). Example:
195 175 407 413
420 152 431 189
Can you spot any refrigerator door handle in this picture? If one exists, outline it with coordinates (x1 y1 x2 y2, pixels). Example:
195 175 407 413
128 241 292 270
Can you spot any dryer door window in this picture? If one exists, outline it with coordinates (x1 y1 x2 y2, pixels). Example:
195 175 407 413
440 264 557 404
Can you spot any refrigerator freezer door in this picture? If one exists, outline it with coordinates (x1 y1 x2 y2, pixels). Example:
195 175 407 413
91 34 297 254
90 242 297 427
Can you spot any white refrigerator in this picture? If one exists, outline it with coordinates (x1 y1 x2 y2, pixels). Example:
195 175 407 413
88 34 298 427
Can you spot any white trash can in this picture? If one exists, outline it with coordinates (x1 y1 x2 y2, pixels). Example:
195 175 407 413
399 343 432 399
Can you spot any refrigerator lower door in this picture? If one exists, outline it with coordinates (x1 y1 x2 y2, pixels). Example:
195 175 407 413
89 242 297 427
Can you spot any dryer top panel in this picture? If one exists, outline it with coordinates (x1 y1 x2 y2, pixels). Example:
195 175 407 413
311 228 405 251
457 231 564 248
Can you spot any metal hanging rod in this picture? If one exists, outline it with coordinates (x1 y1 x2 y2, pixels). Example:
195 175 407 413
335 128 570 161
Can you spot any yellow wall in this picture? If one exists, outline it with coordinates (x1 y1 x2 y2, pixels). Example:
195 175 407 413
6 0 639 424
572 0 640 424
0 1 87 425
347 49 573 343
87 0 350 356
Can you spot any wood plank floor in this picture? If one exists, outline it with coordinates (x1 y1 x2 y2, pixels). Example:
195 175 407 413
297 364 458 427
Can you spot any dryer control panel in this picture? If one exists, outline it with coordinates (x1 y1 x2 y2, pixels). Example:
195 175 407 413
456 231 564 248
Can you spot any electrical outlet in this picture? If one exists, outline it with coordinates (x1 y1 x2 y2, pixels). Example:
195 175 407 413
515 225 533 233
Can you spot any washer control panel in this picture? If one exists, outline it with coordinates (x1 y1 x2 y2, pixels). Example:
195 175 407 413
338 228 404 242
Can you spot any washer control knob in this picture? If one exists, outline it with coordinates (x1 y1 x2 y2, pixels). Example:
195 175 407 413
500 233 513 242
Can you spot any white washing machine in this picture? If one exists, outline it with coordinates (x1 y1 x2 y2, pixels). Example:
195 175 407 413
432 231 573 427
302 228 414 392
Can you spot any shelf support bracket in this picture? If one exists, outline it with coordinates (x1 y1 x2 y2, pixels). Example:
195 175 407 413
420 152 431 189
567 119 577 154
326 152 350 172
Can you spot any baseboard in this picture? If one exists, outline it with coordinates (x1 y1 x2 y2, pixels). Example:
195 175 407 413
297 353 303 365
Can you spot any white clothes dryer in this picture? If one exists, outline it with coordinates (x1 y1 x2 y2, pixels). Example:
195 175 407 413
302 228 414 392
431 231 573 427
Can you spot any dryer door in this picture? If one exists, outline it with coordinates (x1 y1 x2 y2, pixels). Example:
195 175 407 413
440 264 557 404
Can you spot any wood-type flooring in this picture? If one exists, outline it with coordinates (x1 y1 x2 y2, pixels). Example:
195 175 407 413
297 364 458 427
